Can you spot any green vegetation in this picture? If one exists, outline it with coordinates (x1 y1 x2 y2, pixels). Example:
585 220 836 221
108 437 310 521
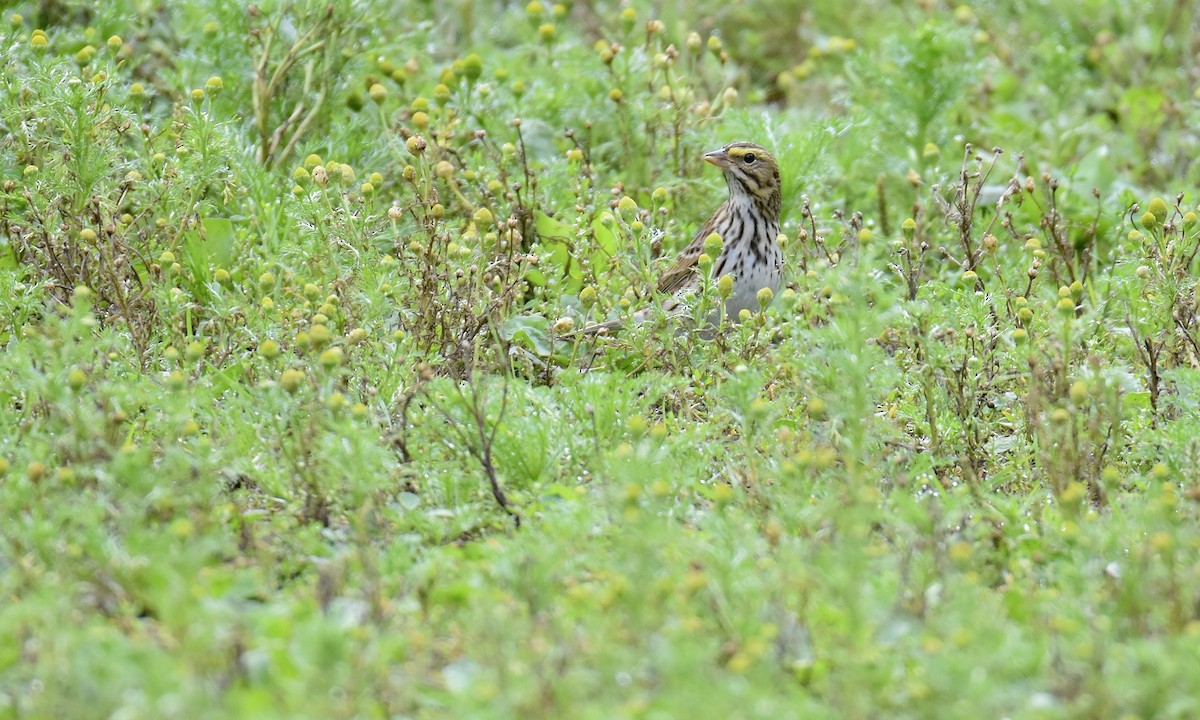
3 0 1200 717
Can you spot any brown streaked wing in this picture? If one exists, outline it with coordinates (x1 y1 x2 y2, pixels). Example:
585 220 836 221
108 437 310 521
655 212 719 296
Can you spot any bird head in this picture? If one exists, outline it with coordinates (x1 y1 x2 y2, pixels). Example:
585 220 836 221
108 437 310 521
704 142 781 220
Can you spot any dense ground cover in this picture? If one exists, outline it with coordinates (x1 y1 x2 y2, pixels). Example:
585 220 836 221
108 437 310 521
3 0 1200 717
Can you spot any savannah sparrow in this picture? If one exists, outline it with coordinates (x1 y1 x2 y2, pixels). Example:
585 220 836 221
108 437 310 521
585 141 783 334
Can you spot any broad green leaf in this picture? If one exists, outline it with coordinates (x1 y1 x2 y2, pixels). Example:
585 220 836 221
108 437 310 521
535 212 573 240
183 217 237 272
500 313 550 356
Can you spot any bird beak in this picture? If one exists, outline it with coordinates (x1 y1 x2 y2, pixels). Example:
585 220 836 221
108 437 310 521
703 149 731 168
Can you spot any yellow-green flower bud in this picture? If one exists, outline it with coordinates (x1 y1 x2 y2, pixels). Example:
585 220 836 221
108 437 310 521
1012 328 1028 344
1147 197 1169 223
165 370 186 390
304 154 323 168
901 218 916 239
259 339 280 359
75 45 96 66
539 23 556 43
462 53 483 81
703 232 723 256
185 340 205 361
1069 380 1089 405
280 369 304 393
717 274 734 299
257 271 275 289
473 207 494 227
552 316 575 334
757 287 774 309
620 7 637 31
309 324 332 346
1057 297 1075 315
580 286 598 307
319 347 344 368
67 367 88 391
807 397 827 418
205 76 224 93
368 83 387 102
1141 211 1159 228
406 135 427 155
27 461 47 482
697 253 713 271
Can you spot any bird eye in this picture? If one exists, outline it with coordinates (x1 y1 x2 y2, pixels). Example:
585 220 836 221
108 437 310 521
742 153 757 164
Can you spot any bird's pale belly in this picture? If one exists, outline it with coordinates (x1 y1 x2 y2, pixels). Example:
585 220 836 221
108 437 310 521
714 234 783 322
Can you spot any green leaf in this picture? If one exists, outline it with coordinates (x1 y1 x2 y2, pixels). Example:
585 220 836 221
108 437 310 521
591 216 617 255
535 212 573 240
534 212 583 293
1120 86 1168 135
500 313 550 356
1123 391 1152 413
183 217 236 273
